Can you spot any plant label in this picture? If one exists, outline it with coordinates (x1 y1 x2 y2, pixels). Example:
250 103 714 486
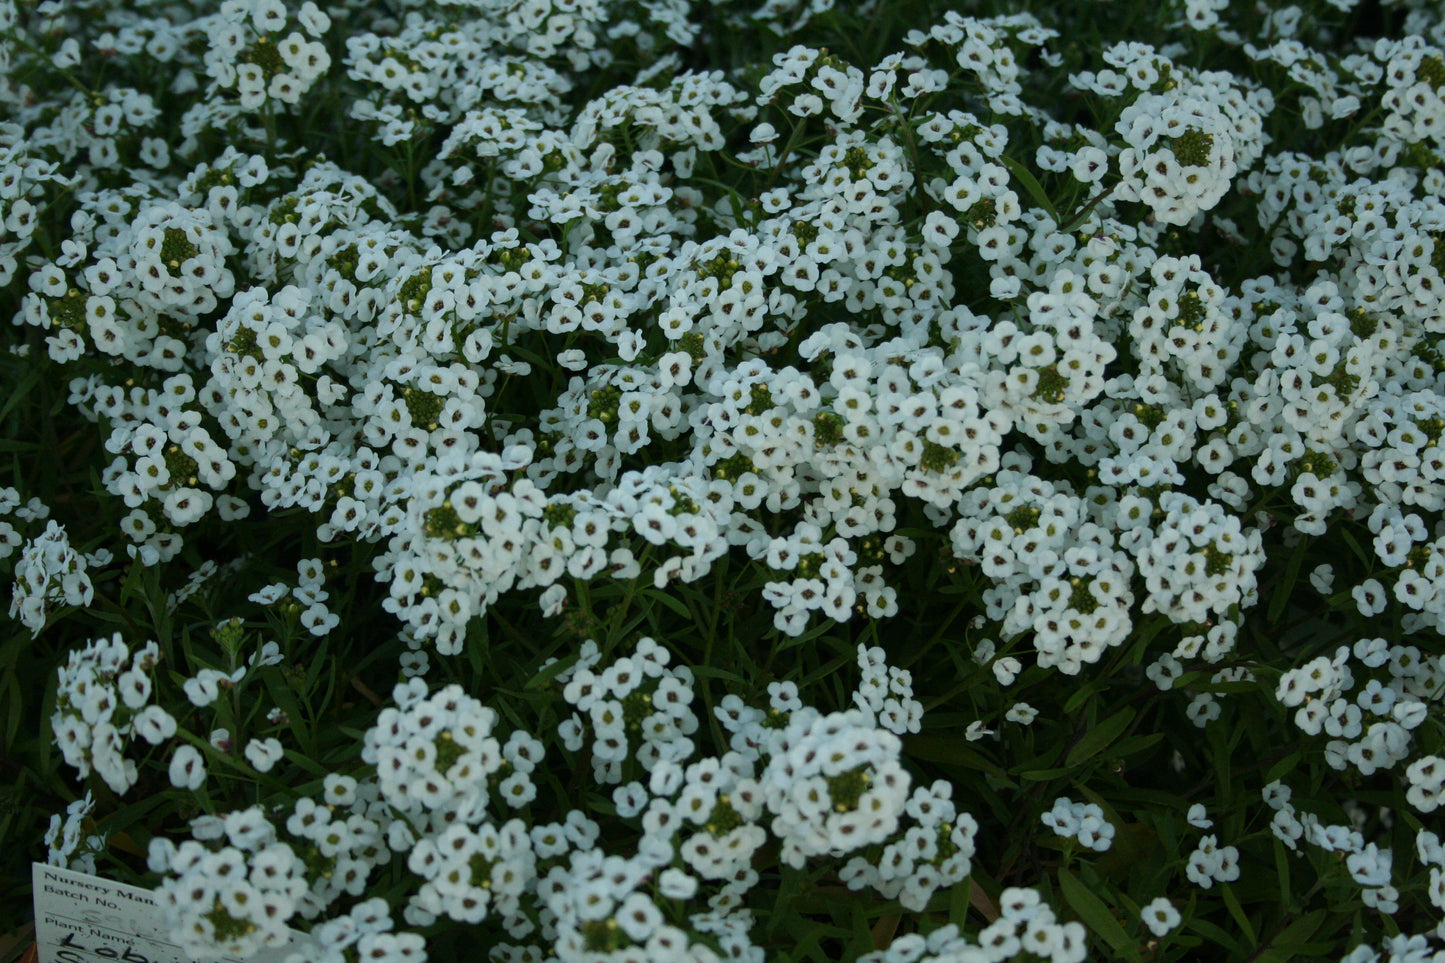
31 864 313 963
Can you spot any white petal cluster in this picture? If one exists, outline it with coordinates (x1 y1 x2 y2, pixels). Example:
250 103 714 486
284 899 423 963
854 888 1087 963
1040 797 1115 852
760 708 909 868
0 129 71 285
18 0 1445 956
202 0 330 111
1275 638 1439 783
408 820 535 932
150 807 312 958
363 682 511 828
1108 50 1270 225
854 644 924 734
950 471 1136 673
555 636 700 782
1184 834 1240 889
144 638 965 963
9 519 94 635
1135 490 1265 632
44 792 101 874
839 780 979 912
51 631 170 794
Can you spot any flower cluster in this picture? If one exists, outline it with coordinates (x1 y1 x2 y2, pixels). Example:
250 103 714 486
1108 58 1270 225
1184 834 1241 890
9 520 96 635
202 0 330 112
137 637 975 963
44 792 101 874
0 128 71 285
855 888 1087 963
1040 797 1114 853
150 791 389 959
1275 637 1440 783
11 0 1445 959
51 632 172 794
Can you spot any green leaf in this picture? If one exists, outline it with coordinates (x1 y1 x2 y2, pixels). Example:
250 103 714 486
1016 766 1074 782
1110 732 1165 758
1265 750 1303 785
1273 839 1292 911
0 361 40 424
1058 867 1139 961
904 735 1007 777
524 653 577 690
1254 910 1328 963
1127 615 1173 662
280 748 330 778
1186 915 1244 955
639 587 694 621
263 672 314 759
1063 679 1106 715
689 664 748 684
1220 883 1257 947
1067 706 1136 768
1267 536 1311 624
999 155 1059 223
2 674 18 749
1338 526 1370 567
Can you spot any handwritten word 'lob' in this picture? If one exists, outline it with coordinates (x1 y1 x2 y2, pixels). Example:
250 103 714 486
54 932 156 963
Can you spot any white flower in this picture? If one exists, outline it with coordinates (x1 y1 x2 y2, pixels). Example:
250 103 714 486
992 656 1022 686
1005 702 1038 725
965 720 993 741
245 738 284 772
183 670 223 707
169 745 206 790
134 705 177 745
1141 896 1181 936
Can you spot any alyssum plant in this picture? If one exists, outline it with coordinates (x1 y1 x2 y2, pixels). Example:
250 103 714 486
4 0 1445 960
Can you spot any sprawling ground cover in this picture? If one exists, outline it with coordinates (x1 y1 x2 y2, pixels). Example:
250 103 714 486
3 0 1445 960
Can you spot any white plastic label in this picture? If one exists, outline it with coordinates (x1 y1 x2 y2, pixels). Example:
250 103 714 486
32 864 314 963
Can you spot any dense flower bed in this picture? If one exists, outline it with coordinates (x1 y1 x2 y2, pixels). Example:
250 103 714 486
3 0 1445 961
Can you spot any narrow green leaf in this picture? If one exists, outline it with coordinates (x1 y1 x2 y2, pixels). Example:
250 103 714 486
1267 537 1311 624
1063 680 1105 715
639 587 694 621
689 664 747 683
999 155 1059 223
0 362 40 424
1220 883 1257 947
1255 910 1329 963
1127 615 1172 662
1187 915 1244 955
800 654 853 687
1058 867 1139 961
3 669 20 748
1066 706 1136 768
263 672 314 759
904 735 1007 777
524 654 577 691
1110 732 1165 758
280 748 330 778
1265 750 1303 785
1016 766 1074 782
1338 526 1369 567
1273 839 1292 911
